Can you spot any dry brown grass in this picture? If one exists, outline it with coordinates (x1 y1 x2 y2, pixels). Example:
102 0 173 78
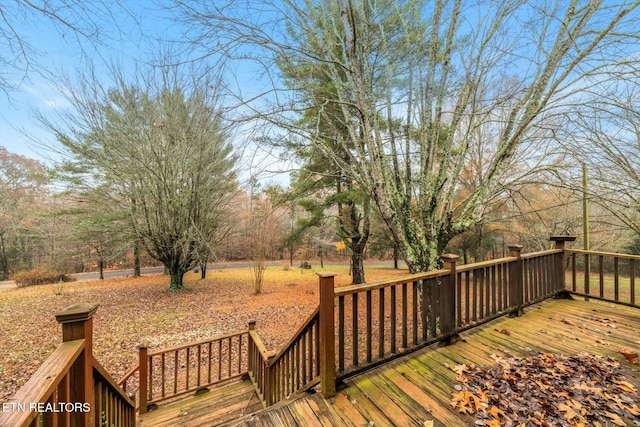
0 262 408 401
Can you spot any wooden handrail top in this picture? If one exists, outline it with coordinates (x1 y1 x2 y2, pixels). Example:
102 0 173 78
0 339 85 427
335 270 450 296
249 330 271 361
93 359 135 407
521 249 562 259
268 308 320 366
566 249 640 260
456 256 517 272
146 329 249 357
117 364 139 388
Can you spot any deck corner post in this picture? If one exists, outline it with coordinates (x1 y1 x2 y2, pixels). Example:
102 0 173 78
550 236 576 295
138 342 150 414
55 303 99 427
317 271 337 399
508 245 524 317
440 254 460 344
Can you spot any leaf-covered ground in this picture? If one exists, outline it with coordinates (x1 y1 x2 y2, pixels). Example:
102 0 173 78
451 352 640 427
0 263 407 402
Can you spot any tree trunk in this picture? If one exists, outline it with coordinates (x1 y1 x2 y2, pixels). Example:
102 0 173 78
0 233 8 280
350 251 365 284
169 265 185 290
393 246 399 270
98 259 104 280
133 240 141 277
200 262 207 279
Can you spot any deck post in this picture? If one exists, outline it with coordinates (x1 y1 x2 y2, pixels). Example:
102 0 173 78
138 342 149 414
55 303 99 427
317 271 337 399
440 254 460 344
508 245 524 317
550 236 576 296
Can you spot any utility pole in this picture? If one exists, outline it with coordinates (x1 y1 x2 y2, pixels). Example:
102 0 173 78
582 163 590 250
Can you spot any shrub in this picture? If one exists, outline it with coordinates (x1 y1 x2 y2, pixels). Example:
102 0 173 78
11 270 76 287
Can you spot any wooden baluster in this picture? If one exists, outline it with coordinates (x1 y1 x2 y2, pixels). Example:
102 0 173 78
227 337 232 379
631 259 636 306
614 257 619 301
161 353 166 398
238 334 243 374
366 290 372 362
402 282 408 349
352 293 359 367
390 284 397 354
456 271 463 326
440 254 459 344
217 340 222 381
301 329 307 384
338 295 345 372
571 252 578 292
317 271 336 399
599 256 604 298
464 271 470 325
208 341 213 384
197 345 202 387
173 350 178 394
378 287 385 359
584 253 591 300
412 281 418 345
55 303 99 427
478 268 485 320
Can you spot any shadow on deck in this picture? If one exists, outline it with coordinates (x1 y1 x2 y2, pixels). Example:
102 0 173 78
142 298 640 427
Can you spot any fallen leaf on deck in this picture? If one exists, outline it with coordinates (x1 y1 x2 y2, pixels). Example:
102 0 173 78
451 352 640 426
619 349 639 364
495 328 511 336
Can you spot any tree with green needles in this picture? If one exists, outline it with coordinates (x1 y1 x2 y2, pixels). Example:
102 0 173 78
42 64 237 290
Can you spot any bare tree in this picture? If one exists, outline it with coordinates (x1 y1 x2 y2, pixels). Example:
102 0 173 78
561 83 640 243
170 0 640 272
0 1 140 98
0 147 48 278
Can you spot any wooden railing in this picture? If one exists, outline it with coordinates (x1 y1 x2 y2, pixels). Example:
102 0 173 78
0 303 134 427
16 236 640 423
566 249 639 307
248 309 321 406
119 330 250 414
94 360 136 427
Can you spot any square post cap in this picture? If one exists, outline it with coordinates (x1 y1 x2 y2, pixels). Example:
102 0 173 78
55 303 100 324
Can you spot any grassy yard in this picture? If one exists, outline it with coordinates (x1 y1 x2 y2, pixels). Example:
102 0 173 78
0 262 409 401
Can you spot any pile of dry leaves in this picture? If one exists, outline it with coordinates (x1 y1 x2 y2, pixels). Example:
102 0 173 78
451 352 640 427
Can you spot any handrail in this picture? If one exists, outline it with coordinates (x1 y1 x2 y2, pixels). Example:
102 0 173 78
566 248 640 260
268 307 320 365
93 359 135 427
146 329 249 357
248 308 321 406
137 329 250 413
0 339 85 427
117 364 139 393
93 359 135 407
335 270 449 296
521 249 562 259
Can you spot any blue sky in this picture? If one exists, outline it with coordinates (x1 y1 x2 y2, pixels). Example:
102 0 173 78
0 1 172 165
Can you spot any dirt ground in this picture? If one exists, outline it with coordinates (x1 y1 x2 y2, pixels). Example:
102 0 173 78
0 263 408 401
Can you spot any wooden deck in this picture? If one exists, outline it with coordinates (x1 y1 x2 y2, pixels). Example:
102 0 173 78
139 298 640 427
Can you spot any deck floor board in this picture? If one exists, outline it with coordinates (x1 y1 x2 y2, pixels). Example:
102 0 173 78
142 299 640 427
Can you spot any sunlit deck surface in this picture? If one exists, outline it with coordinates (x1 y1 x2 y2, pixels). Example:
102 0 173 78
139 298 640 427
